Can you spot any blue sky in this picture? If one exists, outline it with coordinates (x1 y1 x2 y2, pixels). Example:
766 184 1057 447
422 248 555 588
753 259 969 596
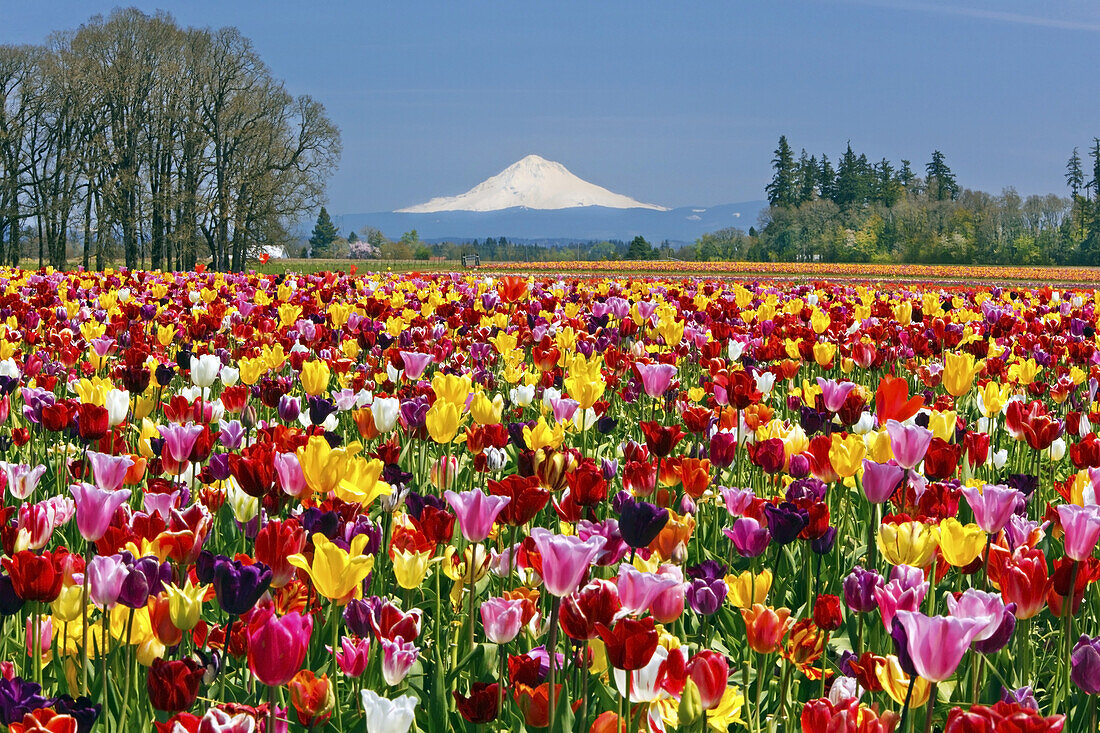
8 1 1100 219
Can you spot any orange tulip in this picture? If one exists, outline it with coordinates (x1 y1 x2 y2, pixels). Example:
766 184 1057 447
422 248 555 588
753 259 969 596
741 604 793 654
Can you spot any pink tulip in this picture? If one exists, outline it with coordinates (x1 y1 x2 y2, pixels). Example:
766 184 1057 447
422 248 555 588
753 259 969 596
529 528 607 597
635 363 677 399
69 482 131 542
873 575 927 630
895 610 982 682
334 636 371 678
444 489 510 543
25 614 52 661
0 462 47 501
399 351 433 380
246 607 313 687
158 422 204 463
962 483 1023 534
616 563 683 617
650 565 686 624
381 636 419 686
480 596 525 644
1057 504 1100 562
816 377 857 413
274 452 307 497
944 588 1007 643
861 459 905 504
85 451 135 493
86 554 128 608
885 420 933 470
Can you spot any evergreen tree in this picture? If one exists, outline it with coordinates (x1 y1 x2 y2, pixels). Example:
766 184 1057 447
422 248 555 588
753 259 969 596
765 136 797 207
925 150 959 201
795 151 818 204
834 143 867 208
308 206 338 257
627 235 654 260
899 160 916 191
1089 139 1100 201
818 156 837 200
1066 148 1084 198
873 158 900 206
348 230 359 243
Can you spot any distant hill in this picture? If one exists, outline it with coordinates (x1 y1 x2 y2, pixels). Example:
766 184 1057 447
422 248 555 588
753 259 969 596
332 202 767 245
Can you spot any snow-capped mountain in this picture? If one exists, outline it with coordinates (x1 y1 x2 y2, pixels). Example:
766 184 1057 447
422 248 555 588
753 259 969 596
396 154 667 213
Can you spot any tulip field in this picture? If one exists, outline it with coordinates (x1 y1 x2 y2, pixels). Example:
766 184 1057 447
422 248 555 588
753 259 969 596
1 266 1099 733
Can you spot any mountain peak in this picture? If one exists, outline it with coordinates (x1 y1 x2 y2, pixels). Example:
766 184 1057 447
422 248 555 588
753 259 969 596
396 155 667 213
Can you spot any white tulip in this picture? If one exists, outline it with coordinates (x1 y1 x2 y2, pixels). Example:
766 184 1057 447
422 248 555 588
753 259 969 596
361 690 416 733
190 354 221 388
220 365 240 387
372 397 400 433
510 384 535 407
105 389 130 427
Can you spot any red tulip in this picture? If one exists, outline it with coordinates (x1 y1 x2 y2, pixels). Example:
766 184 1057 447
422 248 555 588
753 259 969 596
147 658 204 712
875 375 923 425
595 617 659 671
254 518 307 588
288 669 334 728
687 650 729 710
2 549 68 603
559 579 621 641
488 475 550 526
246 607 313 687
453 682 500 724
639 421 685 458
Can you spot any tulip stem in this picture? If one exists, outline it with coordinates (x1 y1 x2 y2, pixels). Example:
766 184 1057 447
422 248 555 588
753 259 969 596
546 597 560 733
268 685 277 732
82 545 92 696
899 675 914 732
922 683 937 733
331 601 343 731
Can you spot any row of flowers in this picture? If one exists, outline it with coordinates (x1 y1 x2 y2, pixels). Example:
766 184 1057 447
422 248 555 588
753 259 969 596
0 266 1095 732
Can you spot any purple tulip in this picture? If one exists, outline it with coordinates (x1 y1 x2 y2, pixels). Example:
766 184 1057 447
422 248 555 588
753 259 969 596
529 528 606 597
1071 635 1100 694
962 483 1023 534
618 499 669 549
763 502 808 545
635 363 677 399
687 577 728 616
843 566 884 613
211 555 272 615
725 516 770 558
885 420 933 470
861 460 905 504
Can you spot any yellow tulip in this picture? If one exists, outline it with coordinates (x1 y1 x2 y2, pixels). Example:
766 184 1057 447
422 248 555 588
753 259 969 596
469 392 504 425
156 324 177 347
706 686 746 730
426 400 463 444
288 533 375 604
813 341 836 368
876 521 940 568
300 361 331 396
238 357 268 386
829 433 866 479
977 381 1010 418
431 373 472 407
927 410 957 442
297 435 360 497
725 569 772 608
863 429 894 463
393 549 432 590
51 585 84 623
943 351 980 397
336 456 392 507
938 518 986 567
876 655 930 707
523 416 565 451
164 579 207 631
811 309 831 335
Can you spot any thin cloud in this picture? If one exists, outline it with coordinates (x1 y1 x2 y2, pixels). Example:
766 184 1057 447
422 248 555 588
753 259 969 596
838 0 1100 32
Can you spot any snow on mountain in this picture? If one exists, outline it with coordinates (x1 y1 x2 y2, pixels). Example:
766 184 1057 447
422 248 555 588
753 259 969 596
396 154 668 213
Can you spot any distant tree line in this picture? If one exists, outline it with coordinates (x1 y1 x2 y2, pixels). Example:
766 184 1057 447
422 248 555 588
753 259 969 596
692 135 1100 265
0 8 340 271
